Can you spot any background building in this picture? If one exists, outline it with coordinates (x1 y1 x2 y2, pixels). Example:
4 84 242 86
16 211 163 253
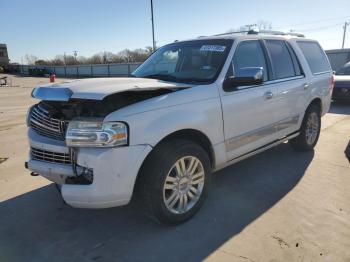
0 44 10 68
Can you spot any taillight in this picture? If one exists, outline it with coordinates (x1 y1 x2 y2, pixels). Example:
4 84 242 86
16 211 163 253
331 74 335 89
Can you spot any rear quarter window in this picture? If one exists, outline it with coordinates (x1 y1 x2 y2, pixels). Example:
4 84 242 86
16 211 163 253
297 41 331 74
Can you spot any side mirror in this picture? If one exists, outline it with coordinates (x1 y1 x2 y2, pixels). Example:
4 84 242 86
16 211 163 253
223 67 264 91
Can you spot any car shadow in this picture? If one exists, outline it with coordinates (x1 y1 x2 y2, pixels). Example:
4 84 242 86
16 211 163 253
0 143 313 262
330 101 350 115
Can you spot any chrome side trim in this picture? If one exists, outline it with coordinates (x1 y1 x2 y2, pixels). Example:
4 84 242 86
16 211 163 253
275 115 299 132
264 75 304 85
313 70 332 76
223 76 306 93
215 132 299 171
225 115 299 152
225 123 275 152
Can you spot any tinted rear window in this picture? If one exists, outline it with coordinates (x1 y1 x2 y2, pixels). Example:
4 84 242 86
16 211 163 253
265 40 296 79
297 41 331 74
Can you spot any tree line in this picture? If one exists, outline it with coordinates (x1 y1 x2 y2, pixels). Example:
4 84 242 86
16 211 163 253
25 47 154 66
24 20 273 66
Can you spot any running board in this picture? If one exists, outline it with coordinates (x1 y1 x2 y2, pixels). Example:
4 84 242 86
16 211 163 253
214 132 300 171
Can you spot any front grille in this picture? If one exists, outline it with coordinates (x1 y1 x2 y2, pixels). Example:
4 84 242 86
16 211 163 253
31 147 72 165
29 104 67 141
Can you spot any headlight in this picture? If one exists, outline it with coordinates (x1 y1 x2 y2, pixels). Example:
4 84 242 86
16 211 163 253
66 120 128 147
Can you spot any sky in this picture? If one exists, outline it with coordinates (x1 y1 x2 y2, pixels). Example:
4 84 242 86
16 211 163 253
1 0 350 63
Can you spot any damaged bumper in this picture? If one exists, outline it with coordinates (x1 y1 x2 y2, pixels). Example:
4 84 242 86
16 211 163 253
27 128 152 208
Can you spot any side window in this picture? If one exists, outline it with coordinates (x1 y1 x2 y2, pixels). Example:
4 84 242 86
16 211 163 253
285 42 303 76
265 40 296 79
336 65 350 75
297 41 331 74
230 40 268 81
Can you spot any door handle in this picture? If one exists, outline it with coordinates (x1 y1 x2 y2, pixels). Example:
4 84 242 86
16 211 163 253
303 83 309 90
263 91 273 99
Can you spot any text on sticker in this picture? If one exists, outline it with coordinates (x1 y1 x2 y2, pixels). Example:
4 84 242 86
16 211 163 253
200 45 226 52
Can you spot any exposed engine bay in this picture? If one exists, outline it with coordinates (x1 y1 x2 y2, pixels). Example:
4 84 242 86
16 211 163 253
38 89 174 120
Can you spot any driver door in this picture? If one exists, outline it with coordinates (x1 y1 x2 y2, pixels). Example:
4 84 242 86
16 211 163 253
221 40 278 161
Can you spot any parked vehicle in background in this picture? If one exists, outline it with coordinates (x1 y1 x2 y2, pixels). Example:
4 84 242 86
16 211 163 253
28 67 52 77
25 30 333 225
333 62 350 101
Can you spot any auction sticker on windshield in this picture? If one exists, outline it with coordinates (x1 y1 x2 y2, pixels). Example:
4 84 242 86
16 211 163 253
200 45 226 52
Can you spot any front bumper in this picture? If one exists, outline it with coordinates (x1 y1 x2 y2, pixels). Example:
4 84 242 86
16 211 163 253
27 128 152 208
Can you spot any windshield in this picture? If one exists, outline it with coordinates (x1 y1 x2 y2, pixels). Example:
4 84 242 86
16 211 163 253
132 39 233 84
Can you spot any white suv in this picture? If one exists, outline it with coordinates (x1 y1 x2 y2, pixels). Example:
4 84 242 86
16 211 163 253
26 31 333 224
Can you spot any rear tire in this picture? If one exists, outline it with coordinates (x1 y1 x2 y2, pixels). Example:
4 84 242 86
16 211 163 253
289 104 321 151
137 139 211 225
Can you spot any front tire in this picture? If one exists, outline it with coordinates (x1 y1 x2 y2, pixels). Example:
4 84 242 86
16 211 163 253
137 139 211 225
289 104 321 151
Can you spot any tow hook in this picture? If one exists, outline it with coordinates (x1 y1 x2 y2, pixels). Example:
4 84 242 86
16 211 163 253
30 172 39 177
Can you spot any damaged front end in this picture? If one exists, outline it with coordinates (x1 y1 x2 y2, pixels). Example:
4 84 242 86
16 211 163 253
31 88 175 120
27 87 179 185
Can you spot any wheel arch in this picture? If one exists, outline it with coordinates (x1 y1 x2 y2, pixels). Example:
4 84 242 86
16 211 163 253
133 128 215 197
308 97 322 114
153 129 215 167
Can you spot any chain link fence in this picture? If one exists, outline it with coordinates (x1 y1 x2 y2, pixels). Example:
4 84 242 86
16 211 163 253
19 63 142 77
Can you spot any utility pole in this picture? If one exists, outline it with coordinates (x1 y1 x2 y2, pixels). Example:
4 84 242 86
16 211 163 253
73 50 78 63
150 0 156 52
342 22 349 49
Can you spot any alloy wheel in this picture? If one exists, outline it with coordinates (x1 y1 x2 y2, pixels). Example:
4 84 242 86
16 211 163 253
163 156 205 214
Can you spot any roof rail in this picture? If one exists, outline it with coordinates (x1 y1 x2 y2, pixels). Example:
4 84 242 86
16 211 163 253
209 29 305 38
249 29 305 37
213 30 250 37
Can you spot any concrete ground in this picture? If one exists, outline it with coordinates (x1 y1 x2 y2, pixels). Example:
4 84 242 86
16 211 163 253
0 74 349 262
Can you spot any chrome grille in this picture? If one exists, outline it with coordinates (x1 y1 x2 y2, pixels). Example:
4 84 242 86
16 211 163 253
31 147 72 165
29 104 67 141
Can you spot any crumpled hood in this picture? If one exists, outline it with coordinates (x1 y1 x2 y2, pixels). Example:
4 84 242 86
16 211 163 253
32 77 191 101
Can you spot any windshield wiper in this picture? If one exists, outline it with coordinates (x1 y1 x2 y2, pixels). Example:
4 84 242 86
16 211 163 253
142 74 179 82
174 77 211 84
142 74 212 84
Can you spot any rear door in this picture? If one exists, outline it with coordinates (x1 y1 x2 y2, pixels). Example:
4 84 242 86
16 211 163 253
220 40 279 160
262 39 306 138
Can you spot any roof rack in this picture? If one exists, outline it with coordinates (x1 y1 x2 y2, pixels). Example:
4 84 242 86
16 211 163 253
211 29 305 38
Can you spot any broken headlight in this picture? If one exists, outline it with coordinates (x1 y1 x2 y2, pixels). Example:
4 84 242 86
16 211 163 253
66 120 128 147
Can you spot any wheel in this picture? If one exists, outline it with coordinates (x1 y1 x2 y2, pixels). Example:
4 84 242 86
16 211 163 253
137 139 211 225
289 104 321 151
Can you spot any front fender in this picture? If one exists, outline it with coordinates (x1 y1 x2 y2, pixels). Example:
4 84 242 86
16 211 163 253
126 97 224 146
112 97 224 148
